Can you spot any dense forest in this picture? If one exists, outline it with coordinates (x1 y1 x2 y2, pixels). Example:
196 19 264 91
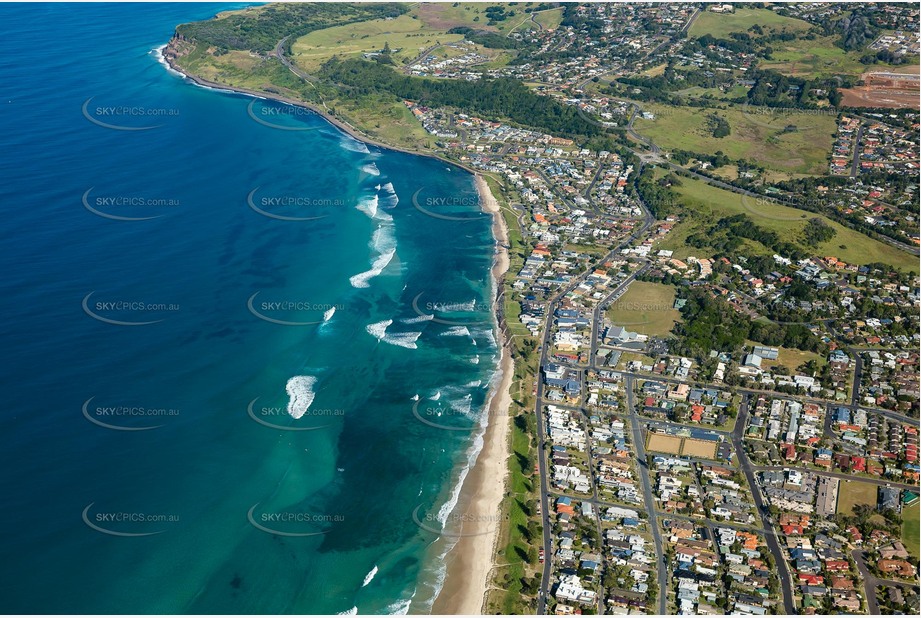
320 57 601 138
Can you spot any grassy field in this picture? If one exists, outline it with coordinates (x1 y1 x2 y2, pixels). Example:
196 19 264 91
673 84 751 101
328 92 434 150
689 7 812 39
633 102 836 176
291 13 465 72
617 352 658 370
657 173 919 273
418 2 540 34
902 503 920 558
760 35 869 79
607 281 681 337
836 480 878 515
744 340 825 374
533 8 564 30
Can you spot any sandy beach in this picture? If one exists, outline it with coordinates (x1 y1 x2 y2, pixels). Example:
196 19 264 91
431 175 514 615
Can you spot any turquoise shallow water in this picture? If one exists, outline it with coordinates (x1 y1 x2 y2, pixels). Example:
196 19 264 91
0 3 499 613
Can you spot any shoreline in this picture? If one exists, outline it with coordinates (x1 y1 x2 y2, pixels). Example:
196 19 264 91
162 40 517 615
161 39 480 176
430 175 513 615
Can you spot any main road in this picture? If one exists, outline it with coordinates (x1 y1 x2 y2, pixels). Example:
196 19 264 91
534 199 654 614
731 395 796 614
625 376 669 614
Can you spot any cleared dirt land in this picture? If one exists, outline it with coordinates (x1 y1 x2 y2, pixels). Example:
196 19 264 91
839 67 921 109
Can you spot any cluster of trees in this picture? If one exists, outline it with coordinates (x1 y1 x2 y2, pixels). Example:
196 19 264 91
670 149 732 168
178 3 407 53
801 217 836 247
320 57 601 138
706 113 731 138
672 288 822 359
634 168 681 218
688 214 805 261
746 68 849 109
447 26 531 50
483 5 514 25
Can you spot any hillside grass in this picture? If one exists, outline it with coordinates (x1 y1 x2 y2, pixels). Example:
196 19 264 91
633 102 837 176
689 7 812 39
657 172 919 273
291 13 465 72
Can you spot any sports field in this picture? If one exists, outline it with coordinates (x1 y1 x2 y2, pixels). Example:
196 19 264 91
647 433 683 455
607 281 681 337
682 438 717 459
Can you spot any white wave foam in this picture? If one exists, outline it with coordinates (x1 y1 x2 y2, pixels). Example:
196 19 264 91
451 393 474 417
350 224 397 289
285 376 317 419
357 194 378 219
402 313 433 324
383 330 421 349
366 319 392 341
362 565 378 587
430 391 441 401
336 607 357 616
366 319 421 349
151 44 185 78
411 394 420 401
379 182 399 208
361 162 380 176
350 254 393 289
466 379 482 388
470 355 480 364
385 599 411 615
341 135 371 154
440 325 472 338
474 327 497 347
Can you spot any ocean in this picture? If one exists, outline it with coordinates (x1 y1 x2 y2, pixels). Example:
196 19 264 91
0 3 499 614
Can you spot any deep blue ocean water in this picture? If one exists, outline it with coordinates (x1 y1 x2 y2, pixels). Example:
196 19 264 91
0 4 499 613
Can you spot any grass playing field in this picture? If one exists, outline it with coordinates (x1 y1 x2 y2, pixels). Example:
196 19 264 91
607 281 681 337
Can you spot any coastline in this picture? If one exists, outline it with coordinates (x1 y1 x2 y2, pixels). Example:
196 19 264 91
160 40 480 175
162 40 517 615
430 175 513 615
